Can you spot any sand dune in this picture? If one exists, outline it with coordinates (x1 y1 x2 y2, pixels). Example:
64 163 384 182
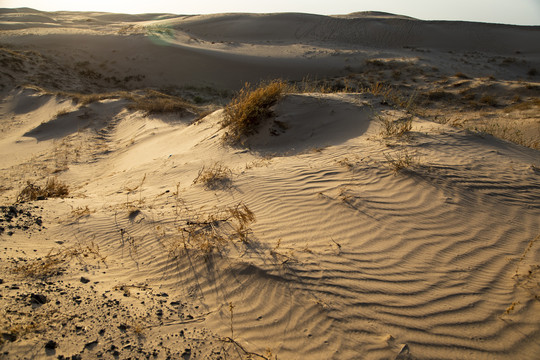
1 7 539 360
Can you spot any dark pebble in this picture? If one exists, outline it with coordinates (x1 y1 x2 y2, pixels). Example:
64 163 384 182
44 340 57 349
30 293 47 304
84 340 98 350
80 277 90 284
2 332 17 342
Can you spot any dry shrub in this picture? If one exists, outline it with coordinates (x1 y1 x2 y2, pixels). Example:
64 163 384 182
368 82 417 111
227 202 256 243
384 150 417 173
55 89 197 114
56 91 130 106
221 80 287 144
13 243 106 279
168 202 255 258
379 116 413 138
128 90 195 114
479 94 497 107
193 162 233 190
17 178 69 202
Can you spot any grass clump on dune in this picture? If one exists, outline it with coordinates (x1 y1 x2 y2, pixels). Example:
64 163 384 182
221 80 287 144
17 178 69 202
127 90 197 115
193 162 233 190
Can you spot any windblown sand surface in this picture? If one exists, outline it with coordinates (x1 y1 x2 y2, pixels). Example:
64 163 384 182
0 8 539 360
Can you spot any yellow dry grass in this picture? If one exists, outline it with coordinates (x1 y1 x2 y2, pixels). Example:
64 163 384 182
17 177 69 202
221 80 288 144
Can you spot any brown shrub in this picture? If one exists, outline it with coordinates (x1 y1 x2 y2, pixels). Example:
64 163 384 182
17 178 69 202
221 80 287 144
193 162 233 190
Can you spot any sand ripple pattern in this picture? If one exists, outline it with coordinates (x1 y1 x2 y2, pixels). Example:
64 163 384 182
225 158 540 359
62 151 539 359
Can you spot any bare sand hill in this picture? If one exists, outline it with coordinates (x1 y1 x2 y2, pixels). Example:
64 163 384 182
0 7 539 360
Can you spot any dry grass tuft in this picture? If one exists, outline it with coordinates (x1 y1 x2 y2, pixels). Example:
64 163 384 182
127 90 195 114
167 202 255 258
193 162 233 190
379 116 413 138
227 202 256 243
384 150 417 173
367 82 417 112
221 80 288 144
13 243 107 279
56 90 130 106
17 177 69 202
54 88 198 115
479 94 497 107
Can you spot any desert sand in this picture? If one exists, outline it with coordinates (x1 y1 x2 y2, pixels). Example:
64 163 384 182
0 7 539 360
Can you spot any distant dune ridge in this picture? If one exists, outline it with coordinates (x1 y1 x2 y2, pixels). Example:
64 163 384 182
0 7 539 360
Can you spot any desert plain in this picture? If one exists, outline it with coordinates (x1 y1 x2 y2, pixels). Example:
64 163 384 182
0 7 539 360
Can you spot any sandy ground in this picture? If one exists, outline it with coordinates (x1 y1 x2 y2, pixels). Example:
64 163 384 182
0 8 539 360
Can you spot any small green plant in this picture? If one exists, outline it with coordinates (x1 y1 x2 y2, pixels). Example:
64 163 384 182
193 162 233 190
221 80 287 144
17 177 69 202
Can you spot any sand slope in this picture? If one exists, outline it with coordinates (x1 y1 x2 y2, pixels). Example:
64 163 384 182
1 8 539 360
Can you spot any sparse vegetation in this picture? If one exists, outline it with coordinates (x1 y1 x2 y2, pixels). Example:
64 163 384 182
54 108 71 118
12 243 106 279
145 24 174 37
17 178 69 202
384 150 417 173
367 82 417 112
193 162 233 190
479 94 497 107
221 80 288 144
379 115 413 138
127 90 196 115
166 202 255 258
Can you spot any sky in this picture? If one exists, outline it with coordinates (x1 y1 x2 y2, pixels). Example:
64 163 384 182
1 0 539 25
